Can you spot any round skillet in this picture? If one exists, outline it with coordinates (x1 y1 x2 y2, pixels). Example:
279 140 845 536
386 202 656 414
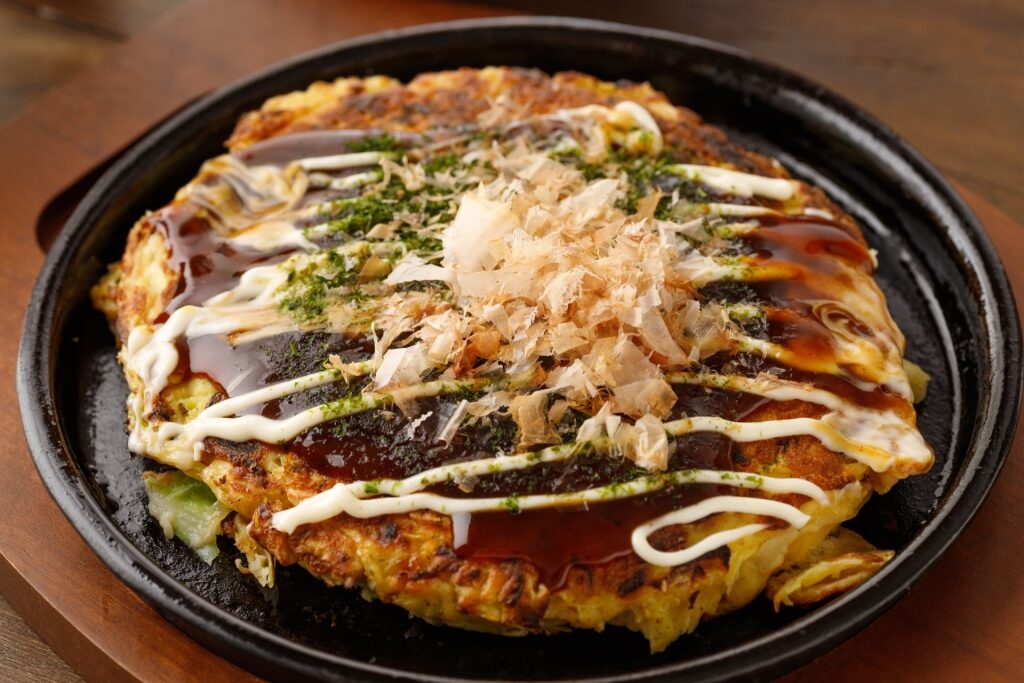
17 16 1022 683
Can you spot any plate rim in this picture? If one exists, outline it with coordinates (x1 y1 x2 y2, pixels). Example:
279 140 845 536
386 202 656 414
16 15 1023 683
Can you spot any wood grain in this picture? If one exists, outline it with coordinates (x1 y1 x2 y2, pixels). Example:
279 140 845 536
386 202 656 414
0 1 184 126
0 594 83 683
0 3 113 122
0 0 1021 681
5 0 183 36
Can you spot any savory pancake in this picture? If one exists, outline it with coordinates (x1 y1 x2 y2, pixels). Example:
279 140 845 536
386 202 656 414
92 66 932 652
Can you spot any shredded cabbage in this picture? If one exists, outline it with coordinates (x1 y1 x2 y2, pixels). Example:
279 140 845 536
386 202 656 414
903 359 930 404
143 471 230 564
231 513 276 587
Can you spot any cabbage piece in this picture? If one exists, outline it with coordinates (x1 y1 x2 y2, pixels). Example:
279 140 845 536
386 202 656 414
903 359 930 404
766 527 893 609
231 513 276 588
143 471 230 564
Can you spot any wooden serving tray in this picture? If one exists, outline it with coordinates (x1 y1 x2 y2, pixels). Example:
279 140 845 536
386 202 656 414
1 1 1021 680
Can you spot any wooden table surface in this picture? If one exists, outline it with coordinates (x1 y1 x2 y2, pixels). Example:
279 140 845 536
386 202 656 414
1 0 1021 681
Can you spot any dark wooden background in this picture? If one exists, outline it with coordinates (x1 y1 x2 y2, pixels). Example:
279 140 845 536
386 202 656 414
1 0 1021 681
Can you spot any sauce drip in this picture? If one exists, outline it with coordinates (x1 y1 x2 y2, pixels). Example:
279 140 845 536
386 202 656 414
456 487 727 587
236 129 420 166
153 130 408 318
173 331 371 410
152 205 295 319
742 217 873 309
287 396 508 480
765 307 836 357
771 363 910 415
731 217 898 389
450 382 769 588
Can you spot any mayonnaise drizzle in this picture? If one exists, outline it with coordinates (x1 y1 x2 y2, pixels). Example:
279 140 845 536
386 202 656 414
271 467 826 534
632 497 805 567
670 164 797 201
669 372 929 466
665 415 894 471
297 150 396 172
308 169 382 190
706 203 781 217
737 335 911 400
152 376 498 463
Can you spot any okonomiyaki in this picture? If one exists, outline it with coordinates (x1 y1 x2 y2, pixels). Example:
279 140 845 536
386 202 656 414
92 67 933 652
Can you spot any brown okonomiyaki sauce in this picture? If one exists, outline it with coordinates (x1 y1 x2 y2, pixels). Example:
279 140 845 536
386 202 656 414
236 129 420 167
153 129 415 321
744 217 875 355
456 487 731 588
151 204 296 321
746 218 873 362
152 134 902 589
171 332 373 410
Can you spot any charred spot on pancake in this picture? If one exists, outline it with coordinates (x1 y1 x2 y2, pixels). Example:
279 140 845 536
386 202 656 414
617 569 647 597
